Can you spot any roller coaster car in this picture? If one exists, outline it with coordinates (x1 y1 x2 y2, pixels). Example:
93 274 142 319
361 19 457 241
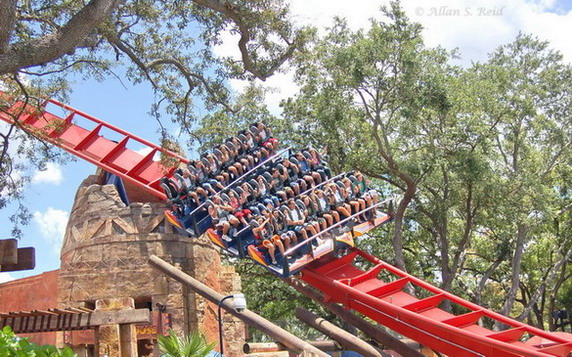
204 208 393 277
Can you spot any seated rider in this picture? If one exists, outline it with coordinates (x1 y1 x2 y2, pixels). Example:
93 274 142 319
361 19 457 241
307 148 332 179
310 189 340 227
256 175 279 207
228 190 252 226
283 198 317 245
354 171 379 218
228 136 251 172
294 151 321 186
252 213 279 265
189 160 223 194
180 169 208 207
205 154 229 186
208 195 240 242
341 177 367 221
270 167 289 201
300 194 327 232
270 209 296 253
326 183 352 219
282 158 307 194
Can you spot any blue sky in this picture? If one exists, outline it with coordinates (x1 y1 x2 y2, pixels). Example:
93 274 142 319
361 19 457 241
549 0 572 13
1 0 571 284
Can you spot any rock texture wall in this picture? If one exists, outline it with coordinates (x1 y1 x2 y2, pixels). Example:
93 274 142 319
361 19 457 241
57 175 245 355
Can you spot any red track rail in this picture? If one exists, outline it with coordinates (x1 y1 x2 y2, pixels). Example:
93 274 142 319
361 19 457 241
300 248 572 356
3 96 572 356
0 98 187 199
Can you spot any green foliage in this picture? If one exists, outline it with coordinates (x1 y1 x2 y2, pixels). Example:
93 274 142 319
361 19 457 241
231 259 337 341
282 1 572 329
0 326 77 357
0 0 309 235
157 330 215 357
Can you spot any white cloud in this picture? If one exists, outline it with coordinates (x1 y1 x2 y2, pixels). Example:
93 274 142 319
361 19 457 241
134 147 161 161
213 0 572 115
403 0 572 65
32 162 63 185
33 207 69 254
0 273 15 284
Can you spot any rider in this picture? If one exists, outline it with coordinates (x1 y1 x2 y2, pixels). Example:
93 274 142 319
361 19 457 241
253 213 278 265
208 195 240 242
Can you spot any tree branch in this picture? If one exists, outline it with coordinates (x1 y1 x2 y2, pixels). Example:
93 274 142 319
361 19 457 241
0 0 17 54
192 0 298 80
0 0 123 74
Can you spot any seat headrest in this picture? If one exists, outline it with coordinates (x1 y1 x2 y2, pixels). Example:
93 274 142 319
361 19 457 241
249 179 259 190
280 204 291 214
262 172 273 181
226 141 236 151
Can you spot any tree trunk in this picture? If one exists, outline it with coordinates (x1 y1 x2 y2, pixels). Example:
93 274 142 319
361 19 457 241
476 251 505 306
499 223 527 323
393 184 415 271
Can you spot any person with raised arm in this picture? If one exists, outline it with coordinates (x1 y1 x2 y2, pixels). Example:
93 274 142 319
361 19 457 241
253 212 278 265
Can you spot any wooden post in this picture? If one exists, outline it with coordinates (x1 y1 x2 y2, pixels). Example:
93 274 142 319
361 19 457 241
284 277 425 357
296 307 387 357
244 341 342 353
149 255 329 357
0 239 17 265
0 247 35 272
94 298 138 357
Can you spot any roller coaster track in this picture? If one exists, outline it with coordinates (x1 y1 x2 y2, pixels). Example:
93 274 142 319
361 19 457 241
2 97 571 357
0 97 187 200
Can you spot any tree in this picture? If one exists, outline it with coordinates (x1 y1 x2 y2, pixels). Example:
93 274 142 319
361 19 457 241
282 1 572 327
0 0 310 235
475 34 572 325
283 2 453 272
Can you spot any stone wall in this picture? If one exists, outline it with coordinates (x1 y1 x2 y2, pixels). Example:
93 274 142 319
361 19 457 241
58 175 245 355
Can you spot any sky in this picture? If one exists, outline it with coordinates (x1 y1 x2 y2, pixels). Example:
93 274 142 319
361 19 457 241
0 0 571 284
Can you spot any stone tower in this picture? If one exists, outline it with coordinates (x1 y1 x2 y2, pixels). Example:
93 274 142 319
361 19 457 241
57 174 245 356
